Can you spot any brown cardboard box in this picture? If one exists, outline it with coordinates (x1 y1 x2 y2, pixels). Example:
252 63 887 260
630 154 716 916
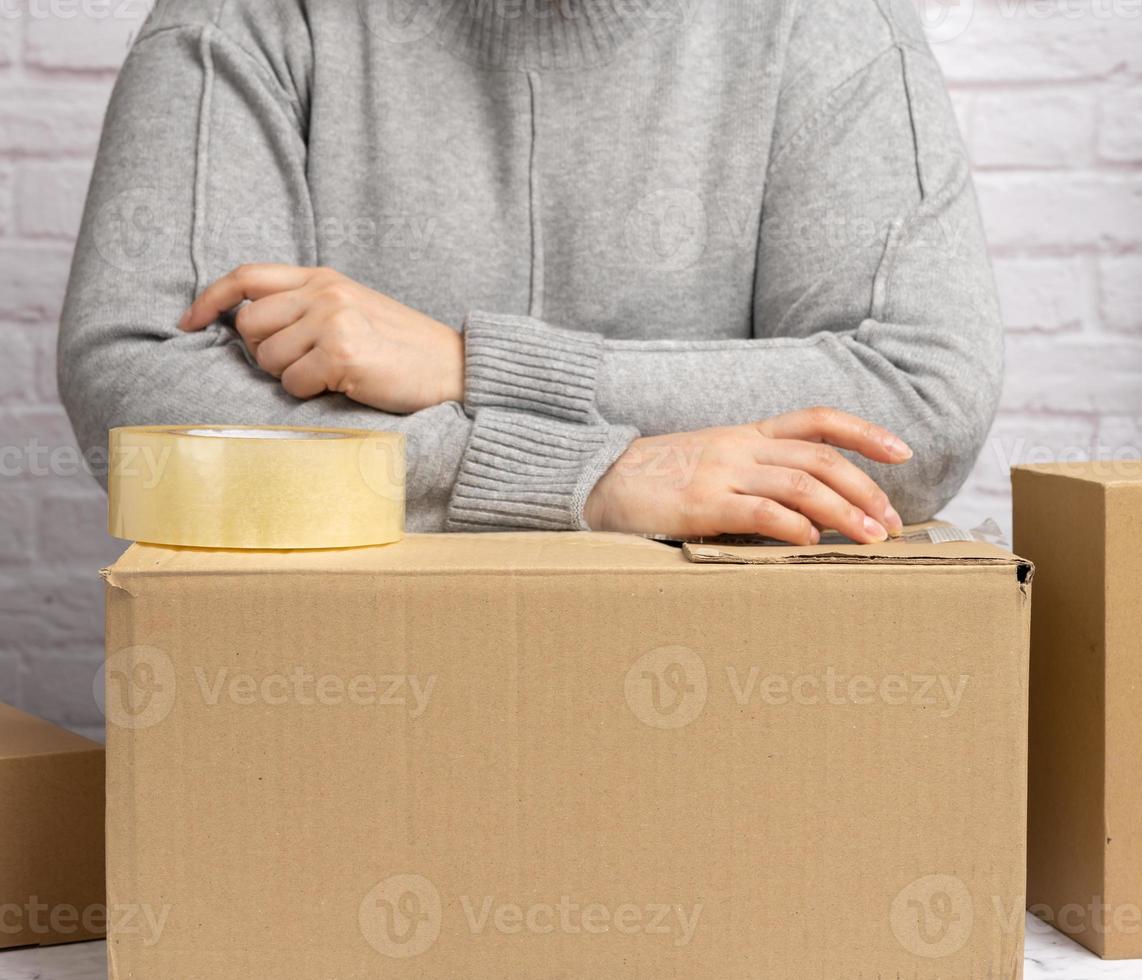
1014 460 1142 959
103 531 1032 979
0 703 106 950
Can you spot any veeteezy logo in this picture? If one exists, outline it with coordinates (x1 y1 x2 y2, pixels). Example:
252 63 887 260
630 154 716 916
359 876 703 958
0 898 171 949
625 646 709 729
359 875 443 959
725 667 971 718
459 895 703 948
890 874 975 958
625 646 971 730
97 649 437 729
97 646 177 730
192 667 436 716
624 187 709 272
92 187 178 272
358 0 444 44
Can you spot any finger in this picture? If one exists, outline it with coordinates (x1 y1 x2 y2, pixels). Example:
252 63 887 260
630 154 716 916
740 465 888 543
178 264 315 332
233 289 313 351
254 316 321 379
756 407 912 463
756 439 902 532
279 348 334 400
719 494 821 545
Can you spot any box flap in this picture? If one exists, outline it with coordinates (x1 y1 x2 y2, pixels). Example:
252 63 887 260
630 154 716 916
683 523 1029 574
0 703 101 762
684 539 1025 567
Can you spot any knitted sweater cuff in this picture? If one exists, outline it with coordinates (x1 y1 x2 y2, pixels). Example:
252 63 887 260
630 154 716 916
445 407 637 531
463 312 608 425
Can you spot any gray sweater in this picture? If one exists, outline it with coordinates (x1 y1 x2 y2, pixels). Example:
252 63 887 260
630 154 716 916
58 0 1003 532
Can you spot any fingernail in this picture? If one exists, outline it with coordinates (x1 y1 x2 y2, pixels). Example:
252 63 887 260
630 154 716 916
177 311 190 331
863 516 888 541
809 527 821 544
885 435 912 460
883 504 903 532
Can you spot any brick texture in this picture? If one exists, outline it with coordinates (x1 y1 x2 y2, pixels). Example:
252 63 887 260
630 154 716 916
0 0 1139 734
928 0 1142 532
1099 88 1142 163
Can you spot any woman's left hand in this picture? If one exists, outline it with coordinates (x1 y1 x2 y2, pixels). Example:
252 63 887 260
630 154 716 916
178 264 464 414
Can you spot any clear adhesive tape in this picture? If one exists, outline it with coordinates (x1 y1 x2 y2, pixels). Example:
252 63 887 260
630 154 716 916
108 425 405 550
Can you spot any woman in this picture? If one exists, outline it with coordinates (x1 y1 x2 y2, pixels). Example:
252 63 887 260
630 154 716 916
58 0 1003 543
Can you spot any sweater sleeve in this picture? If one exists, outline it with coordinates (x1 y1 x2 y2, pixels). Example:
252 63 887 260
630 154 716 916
57 21 634 532
461 2 1003 523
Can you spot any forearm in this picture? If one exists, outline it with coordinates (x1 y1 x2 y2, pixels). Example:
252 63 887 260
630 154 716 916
59 322 464 529
462 31 1003 523
463 311 996 524
58 17 634 534
465 314 910 434
593 328 991 523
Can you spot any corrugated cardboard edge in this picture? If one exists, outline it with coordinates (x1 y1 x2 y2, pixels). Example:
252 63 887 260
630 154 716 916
683 540 1034 582
103 534 1035 588
1013 461 1142 488
98 534 691 584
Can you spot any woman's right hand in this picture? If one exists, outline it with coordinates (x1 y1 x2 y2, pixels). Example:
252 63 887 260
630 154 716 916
584 407 913 544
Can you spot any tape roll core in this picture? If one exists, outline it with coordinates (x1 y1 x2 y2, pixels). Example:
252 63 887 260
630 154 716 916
108 425 405 550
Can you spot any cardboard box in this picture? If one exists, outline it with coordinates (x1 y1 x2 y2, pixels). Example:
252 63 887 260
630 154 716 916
1014 461 1142 958
0 703 106 950
103 531 1032 979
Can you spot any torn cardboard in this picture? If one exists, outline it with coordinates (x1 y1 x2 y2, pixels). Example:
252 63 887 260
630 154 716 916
1015 461 1142 959
103 530 1032 978
0 703 106 950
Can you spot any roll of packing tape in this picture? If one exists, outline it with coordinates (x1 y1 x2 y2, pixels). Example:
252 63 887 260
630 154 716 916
108 425 405 550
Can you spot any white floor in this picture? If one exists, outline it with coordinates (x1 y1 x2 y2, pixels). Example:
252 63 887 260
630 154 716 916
0 915 1138 979
1024 915 1142 978
0 940 105 980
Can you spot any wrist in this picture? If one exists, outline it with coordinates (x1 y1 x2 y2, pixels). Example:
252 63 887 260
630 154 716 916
441 327 465 404
584 444 632 531
584 483 606 531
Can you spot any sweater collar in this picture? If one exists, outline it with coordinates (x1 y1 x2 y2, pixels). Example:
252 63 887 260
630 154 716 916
425 0 696 71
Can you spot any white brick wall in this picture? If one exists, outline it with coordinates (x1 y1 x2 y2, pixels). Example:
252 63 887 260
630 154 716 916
0 0 1139 735
0 1 139 740
931 0 1142 535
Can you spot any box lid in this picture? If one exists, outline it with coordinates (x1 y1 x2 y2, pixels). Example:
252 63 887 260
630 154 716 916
0 703 101 762
104 528 1031 582
105 531 683 579
1014 460 1142 487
